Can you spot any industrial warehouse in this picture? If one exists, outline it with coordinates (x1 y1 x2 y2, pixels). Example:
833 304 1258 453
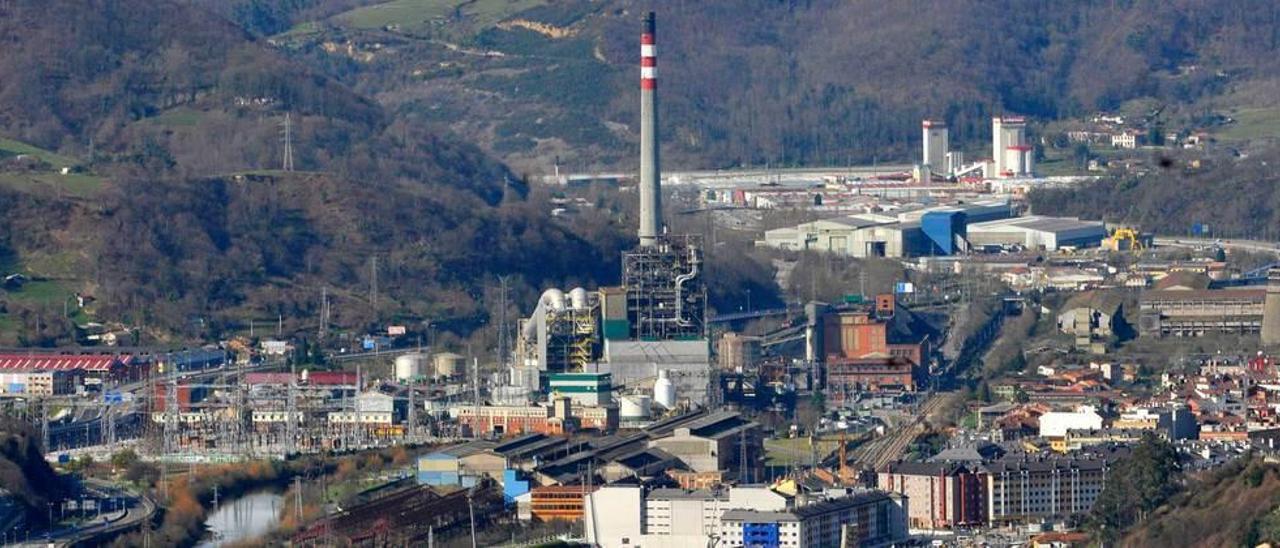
759 200 1107 257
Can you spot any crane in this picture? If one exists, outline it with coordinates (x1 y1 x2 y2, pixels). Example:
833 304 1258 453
1103 227 1146 252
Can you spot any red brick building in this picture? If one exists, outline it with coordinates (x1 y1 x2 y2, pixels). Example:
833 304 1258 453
879 461 984 529
826 356 915 406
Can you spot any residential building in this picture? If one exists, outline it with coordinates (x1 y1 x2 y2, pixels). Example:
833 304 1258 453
585 485 785 548
1060 428 1146 452
1038 408 1104 438
1111 131 1138 149
980 452 1119 525
584 485 904 548
717 491 908 548
878 462 983 529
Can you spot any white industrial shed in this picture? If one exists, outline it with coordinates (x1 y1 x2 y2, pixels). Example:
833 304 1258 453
967 216 1107 251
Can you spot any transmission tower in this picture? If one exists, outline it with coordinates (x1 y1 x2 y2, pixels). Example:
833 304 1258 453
282 113 295 172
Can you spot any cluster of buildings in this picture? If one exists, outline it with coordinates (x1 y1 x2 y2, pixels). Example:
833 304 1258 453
813 296 935 406
419 410 762 491
1045 268 1280 353
878 447 1124 529
462 12 719 446
759 199 1109 259
0 352 156 395
585 484 907 548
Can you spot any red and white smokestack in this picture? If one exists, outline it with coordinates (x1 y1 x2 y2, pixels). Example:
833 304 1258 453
638 11 661 247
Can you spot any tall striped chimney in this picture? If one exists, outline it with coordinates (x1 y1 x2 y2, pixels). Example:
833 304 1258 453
638 11 661 247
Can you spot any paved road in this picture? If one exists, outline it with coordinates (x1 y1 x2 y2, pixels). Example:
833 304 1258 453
540 164 915 186
1154 236 1280 255
13 480 154 548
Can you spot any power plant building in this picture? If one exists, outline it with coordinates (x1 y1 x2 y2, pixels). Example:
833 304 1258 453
512 12 713 407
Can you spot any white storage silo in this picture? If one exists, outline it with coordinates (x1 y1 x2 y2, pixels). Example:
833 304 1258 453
653 369 676 410
395 353 429 382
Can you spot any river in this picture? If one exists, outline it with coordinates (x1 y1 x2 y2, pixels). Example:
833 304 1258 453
197 490 283 547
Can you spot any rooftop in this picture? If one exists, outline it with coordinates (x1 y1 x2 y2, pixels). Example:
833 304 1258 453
648 488 725 501
0 353 127 372
678 410 758 440
968 215 1104 234
427 440 497 459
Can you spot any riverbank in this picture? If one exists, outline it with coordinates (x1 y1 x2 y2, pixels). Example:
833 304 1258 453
110 445 421 547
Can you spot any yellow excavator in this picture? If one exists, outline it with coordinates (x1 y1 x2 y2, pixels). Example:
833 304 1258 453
1103 227 1146 252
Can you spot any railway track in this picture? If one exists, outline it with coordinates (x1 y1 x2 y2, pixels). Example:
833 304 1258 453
850 393 949 471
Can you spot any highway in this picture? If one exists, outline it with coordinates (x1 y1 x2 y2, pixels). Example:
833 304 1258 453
13 479 155 548
1154 236 1280 255
539 164 914 187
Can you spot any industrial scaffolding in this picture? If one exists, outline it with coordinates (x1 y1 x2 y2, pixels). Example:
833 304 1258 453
623 234 707 340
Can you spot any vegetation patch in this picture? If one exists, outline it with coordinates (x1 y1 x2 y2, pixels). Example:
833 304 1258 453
0 172 106 198
335 0 547 37
1214 107 1280 142
0 137 78 169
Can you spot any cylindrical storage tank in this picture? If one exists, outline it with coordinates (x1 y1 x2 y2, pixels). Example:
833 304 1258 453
654 370 676 409
620 394 653 420
394 353 429 382
300 369 309 383
541 288 566 311
433 352 466 378
569 287 589 310
1023 150 1035 175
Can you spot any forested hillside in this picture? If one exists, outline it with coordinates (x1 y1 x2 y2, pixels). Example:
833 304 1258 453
3 0 1280 344
0 419 68 522
0 0 635 345
1119 457 1280 547
265 0 1280 171
1027 146 1280 239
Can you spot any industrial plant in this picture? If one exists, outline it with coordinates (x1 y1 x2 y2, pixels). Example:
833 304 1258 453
483 12 714 438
